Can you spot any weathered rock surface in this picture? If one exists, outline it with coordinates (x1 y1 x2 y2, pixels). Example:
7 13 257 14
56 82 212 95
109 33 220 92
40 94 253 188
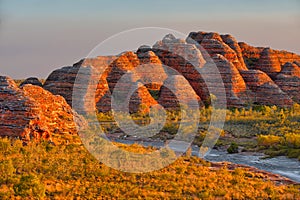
238 42 263 69
188 31 248 71
279 62 300 78
44 57 114 114
240 70 293 107
274 62 300 102
43 65 81 106
0 76 38 139
221 34 248 71
109 71 158 113
0 76 83 142
256 48 282 78
239 43 300 76
20 77 43 87
106 52 139 93
158 75 201 110
136 49 168 90
212 54 248 107
42 31 300 110
153 34 209 103
129 82 158 113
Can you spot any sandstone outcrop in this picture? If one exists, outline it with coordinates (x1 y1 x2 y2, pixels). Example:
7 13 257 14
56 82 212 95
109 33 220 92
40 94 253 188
211 54 248 107
239 43 300 76
240 70 293 107
2 31 300 147
0 76 38 139
44 57 114 114
255 48 282 78
129 82 158 113
238 42 263 69
109 71 158 113
106 52 139 93
158 75 201 110
153 34 209 103
0 76 83 142
136 49 168 90
279 62 300 78
42 31 300 110
43 65 81 106
20 77 43 87
274 62 300 102
188 31 247 71
44 52 161 114
221 34 247 71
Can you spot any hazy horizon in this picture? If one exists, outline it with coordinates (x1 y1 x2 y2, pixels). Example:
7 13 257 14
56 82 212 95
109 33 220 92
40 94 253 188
0 0 299 79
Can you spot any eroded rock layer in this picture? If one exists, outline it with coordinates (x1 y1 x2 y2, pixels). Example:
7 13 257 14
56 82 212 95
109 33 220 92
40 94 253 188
20 77 43 87
41 31 300 111
0 76 83 142
158 75 202 110
240 70 293 107
212 54 248 107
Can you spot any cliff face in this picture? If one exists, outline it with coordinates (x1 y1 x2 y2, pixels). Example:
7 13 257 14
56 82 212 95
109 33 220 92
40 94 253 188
0 76 84 142
41 31 300 112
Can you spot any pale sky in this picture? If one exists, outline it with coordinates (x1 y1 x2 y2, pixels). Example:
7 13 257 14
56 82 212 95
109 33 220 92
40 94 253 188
0 0 299 79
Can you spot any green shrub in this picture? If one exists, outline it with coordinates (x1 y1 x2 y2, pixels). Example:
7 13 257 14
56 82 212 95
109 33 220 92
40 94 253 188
227 142 239 154
285 133 300 148
0 160 15 184
257 135 283 147
287 149 300 159
13 175 45 199
0 138 10 152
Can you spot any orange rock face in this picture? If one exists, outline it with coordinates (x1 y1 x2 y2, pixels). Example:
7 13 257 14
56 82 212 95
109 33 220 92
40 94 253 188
188 31 247 71
212 54 248 107
275 62 300 102
239 43 300 76
279 62 300 78
240 70 293 107
158 75 202 110
42 31 300 110
136 49 167 90
256 48 282 78
0 76 83 142
239 42 263 69
153 34 209 103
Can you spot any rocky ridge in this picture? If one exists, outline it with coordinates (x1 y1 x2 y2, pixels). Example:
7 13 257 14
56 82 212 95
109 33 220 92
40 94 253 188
2 31 300 127
0 76 84 143
42 31 300 112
